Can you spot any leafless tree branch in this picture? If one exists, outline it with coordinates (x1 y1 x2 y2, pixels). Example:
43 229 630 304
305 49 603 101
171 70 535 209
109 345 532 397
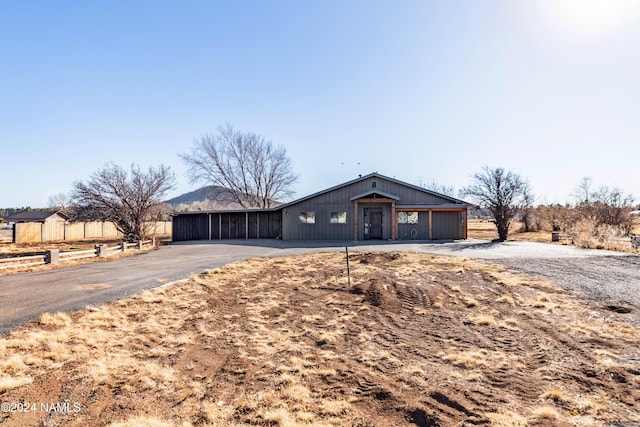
180 124 298 208
461 166 530 241
69 163 176 241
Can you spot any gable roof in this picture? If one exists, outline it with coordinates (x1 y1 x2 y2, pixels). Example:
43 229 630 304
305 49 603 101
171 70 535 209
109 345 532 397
350 190 400 201
7 210 68 222
278 172 472 209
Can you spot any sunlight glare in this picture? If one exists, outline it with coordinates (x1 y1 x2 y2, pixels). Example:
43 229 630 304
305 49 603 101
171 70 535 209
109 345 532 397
537 0 640 38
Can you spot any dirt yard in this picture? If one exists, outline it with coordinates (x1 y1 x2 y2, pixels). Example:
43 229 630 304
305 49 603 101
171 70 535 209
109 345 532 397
1 252 638 426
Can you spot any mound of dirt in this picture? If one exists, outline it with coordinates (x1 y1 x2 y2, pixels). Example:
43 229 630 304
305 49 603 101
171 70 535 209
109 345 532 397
1 252 639 426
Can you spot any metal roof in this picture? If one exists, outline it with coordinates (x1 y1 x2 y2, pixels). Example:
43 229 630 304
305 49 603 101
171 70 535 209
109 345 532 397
278 172 472 209
172 172 474 216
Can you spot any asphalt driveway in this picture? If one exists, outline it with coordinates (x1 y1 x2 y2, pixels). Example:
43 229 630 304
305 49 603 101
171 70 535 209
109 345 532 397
1 239 638 335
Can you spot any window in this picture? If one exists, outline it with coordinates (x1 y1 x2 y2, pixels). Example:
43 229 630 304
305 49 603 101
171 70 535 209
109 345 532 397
330 212 347 224
298 212 315 224
397 211 418 224
372 181 377 188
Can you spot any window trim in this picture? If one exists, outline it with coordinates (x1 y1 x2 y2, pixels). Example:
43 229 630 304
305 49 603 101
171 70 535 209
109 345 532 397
397 211 419 224
298 212 316 224
329 211 347 224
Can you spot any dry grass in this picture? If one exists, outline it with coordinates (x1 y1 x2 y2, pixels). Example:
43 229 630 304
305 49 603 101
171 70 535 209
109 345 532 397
1 251 639 426
469 218 640 254
532 405 560 420
466 314 497 326
107 417 173 427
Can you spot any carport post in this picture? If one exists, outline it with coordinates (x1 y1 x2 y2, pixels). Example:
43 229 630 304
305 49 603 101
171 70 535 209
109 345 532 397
245 212 248 240
208 213 212 241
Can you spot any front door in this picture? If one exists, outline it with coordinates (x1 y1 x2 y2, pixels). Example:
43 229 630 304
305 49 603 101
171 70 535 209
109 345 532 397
369 209 383 239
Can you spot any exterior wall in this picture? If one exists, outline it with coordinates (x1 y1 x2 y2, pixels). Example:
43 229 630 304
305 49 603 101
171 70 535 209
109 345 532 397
397 211 430 240
282 176 458 241
172 214 209 241
172 211 281 241
282 202 353 240
432 211 464 240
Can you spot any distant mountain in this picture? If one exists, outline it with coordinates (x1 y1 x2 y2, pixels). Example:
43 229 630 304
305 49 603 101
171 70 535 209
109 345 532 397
166 185 282 211
166 185 240 207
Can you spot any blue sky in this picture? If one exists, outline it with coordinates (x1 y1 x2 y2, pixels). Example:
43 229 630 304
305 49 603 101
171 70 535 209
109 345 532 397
2 0 639 208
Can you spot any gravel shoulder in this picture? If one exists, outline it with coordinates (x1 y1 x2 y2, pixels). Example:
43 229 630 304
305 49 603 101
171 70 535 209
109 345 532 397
494 255 640 309
409 239 640 308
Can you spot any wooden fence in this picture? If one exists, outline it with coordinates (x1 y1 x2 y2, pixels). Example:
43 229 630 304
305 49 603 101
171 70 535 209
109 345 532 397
0 240 154 270
6 221 171 244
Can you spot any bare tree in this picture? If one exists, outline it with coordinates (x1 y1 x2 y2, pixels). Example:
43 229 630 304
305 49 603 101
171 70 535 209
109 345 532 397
572 176 593 205
590 185 635 231
70 163 176 241
47 193 70 213
461 166 530 241
572 177 634 231
180 124 298 208
519 185 536 232
420 179 456 198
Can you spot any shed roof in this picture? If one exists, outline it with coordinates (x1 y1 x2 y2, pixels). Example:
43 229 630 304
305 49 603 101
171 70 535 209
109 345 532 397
6 210 68 222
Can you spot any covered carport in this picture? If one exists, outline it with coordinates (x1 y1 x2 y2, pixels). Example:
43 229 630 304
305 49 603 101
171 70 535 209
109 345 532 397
172 210 282 241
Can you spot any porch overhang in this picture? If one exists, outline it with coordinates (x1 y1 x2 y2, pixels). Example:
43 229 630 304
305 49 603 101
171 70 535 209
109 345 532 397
352 194 399 241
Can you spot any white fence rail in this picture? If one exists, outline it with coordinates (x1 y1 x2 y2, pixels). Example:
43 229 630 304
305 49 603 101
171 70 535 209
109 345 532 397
0 240 154 270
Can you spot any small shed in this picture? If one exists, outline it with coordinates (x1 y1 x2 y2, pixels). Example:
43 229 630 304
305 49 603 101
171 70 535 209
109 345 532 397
7 211 69 242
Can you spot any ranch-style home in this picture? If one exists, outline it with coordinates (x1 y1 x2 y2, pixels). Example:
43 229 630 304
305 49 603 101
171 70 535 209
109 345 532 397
172 172 473 242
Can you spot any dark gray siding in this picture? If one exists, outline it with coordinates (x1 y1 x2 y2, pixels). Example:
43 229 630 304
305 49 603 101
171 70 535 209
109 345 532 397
172 213 209 241
253 211 282 239
173 174 468 242
172 211 281 241
281 176 456 240
432 211 464 240
282 203 353 240
397 211 430 240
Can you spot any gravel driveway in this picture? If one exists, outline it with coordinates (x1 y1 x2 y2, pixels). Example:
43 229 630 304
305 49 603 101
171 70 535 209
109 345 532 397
495 256 640 308
1 239 638 335
407 240 640 309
